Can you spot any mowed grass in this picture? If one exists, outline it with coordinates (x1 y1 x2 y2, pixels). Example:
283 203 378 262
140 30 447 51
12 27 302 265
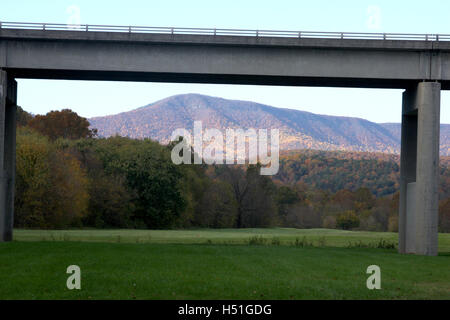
0 228 449 300
12 228 450 252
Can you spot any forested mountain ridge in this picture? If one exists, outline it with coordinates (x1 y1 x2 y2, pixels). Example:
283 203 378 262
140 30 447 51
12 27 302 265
89 93 450 156
276 149 450 198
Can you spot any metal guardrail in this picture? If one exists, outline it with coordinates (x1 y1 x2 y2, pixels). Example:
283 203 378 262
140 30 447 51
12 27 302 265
1 21 450 41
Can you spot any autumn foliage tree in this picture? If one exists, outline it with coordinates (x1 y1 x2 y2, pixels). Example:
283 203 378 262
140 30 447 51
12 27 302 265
28 109 97 140
15 127 89 228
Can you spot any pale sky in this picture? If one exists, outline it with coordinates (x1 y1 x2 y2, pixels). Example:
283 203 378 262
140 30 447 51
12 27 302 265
1 0 449 123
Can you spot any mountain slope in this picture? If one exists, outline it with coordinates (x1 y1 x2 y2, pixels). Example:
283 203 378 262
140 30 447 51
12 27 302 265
380 123 450 156
89 93 449 155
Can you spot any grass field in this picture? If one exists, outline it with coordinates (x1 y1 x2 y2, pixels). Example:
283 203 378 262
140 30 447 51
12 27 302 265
1 228 449 300
13 228 450 252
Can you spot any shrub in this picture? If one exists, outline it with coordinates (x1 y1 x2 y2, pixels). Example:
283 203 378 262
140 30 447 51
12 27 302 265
271 237 281 246
336 210 360 230
248 236 267 245
294 236 313 247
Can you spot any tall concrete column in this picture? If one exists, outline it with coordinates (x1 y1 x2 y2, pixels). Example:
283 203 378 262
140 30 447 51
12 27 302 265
399 88 417 254
0 70 17 242
415 82 440 255
399 82 440 256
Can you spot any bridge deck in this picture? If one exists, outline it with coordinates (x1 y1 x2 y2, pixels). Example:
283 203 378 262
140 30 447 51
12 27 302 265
1 24 450 89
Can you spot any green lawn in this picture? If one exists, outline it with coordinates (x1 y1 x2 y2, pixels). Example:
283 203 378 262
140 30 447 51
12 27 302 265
12 228 450 252
1 228 449 300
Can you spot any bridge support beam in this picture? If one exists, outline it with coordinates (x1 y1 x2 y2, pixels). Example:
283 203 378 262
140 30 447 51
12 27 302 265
0 70 17 242
399 81 440 256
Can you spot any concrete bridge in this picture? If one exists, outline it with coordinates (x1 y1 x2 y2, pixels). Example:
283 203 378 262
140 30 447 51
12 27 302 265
1 22 449 255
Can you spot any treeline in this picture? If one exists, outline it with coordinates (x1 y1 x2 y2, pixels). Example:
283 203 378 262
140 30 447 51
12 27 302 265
15 107 450 232
276 150 450 199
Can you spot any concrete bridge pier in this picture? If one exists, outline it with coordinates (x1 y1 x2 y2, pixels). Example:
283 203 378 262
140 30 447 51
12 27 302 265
399 81 440 256
0 70 17 242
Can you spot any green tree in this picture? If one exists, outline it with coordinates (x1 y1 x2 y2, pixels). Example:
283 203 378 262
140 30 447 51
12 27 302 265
177 164 208 228
198 179 238 228
276 185 300 225
83 173 133 228
95 136 185 229
58 138 133 228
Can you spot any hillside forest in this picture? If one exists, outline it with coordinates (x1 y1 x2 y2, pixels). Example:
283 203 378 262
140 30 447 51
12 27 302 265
15 107 450 232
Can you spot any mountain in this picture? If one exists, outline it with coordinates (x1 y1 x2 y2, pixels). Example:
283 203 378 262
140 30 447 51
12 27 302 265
379 123 450 156
89 93 450 156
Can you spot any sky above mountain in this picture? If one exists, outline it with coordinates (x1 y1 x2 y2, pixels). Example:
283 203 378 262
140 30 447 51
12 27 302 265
5 0 450 124
0 0 450 123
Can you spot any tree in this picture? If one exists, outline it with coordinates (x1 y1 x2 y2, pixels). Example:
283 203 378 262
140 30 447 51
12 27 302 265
16 106 33 126
354 187 375 211
197 179 238 228
439 198 450 232
215 164 277 228
177 164 209 228
95 136 186 229
240 164 278 227
285 204 321 228
54 137 134 228
332 189 356 211
28 109 97 140
336 210 360 230
276 186 299 214
15 127 52 227
83 173 133 228
46 150 90 228
15 127 89 228
215 165 249 228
